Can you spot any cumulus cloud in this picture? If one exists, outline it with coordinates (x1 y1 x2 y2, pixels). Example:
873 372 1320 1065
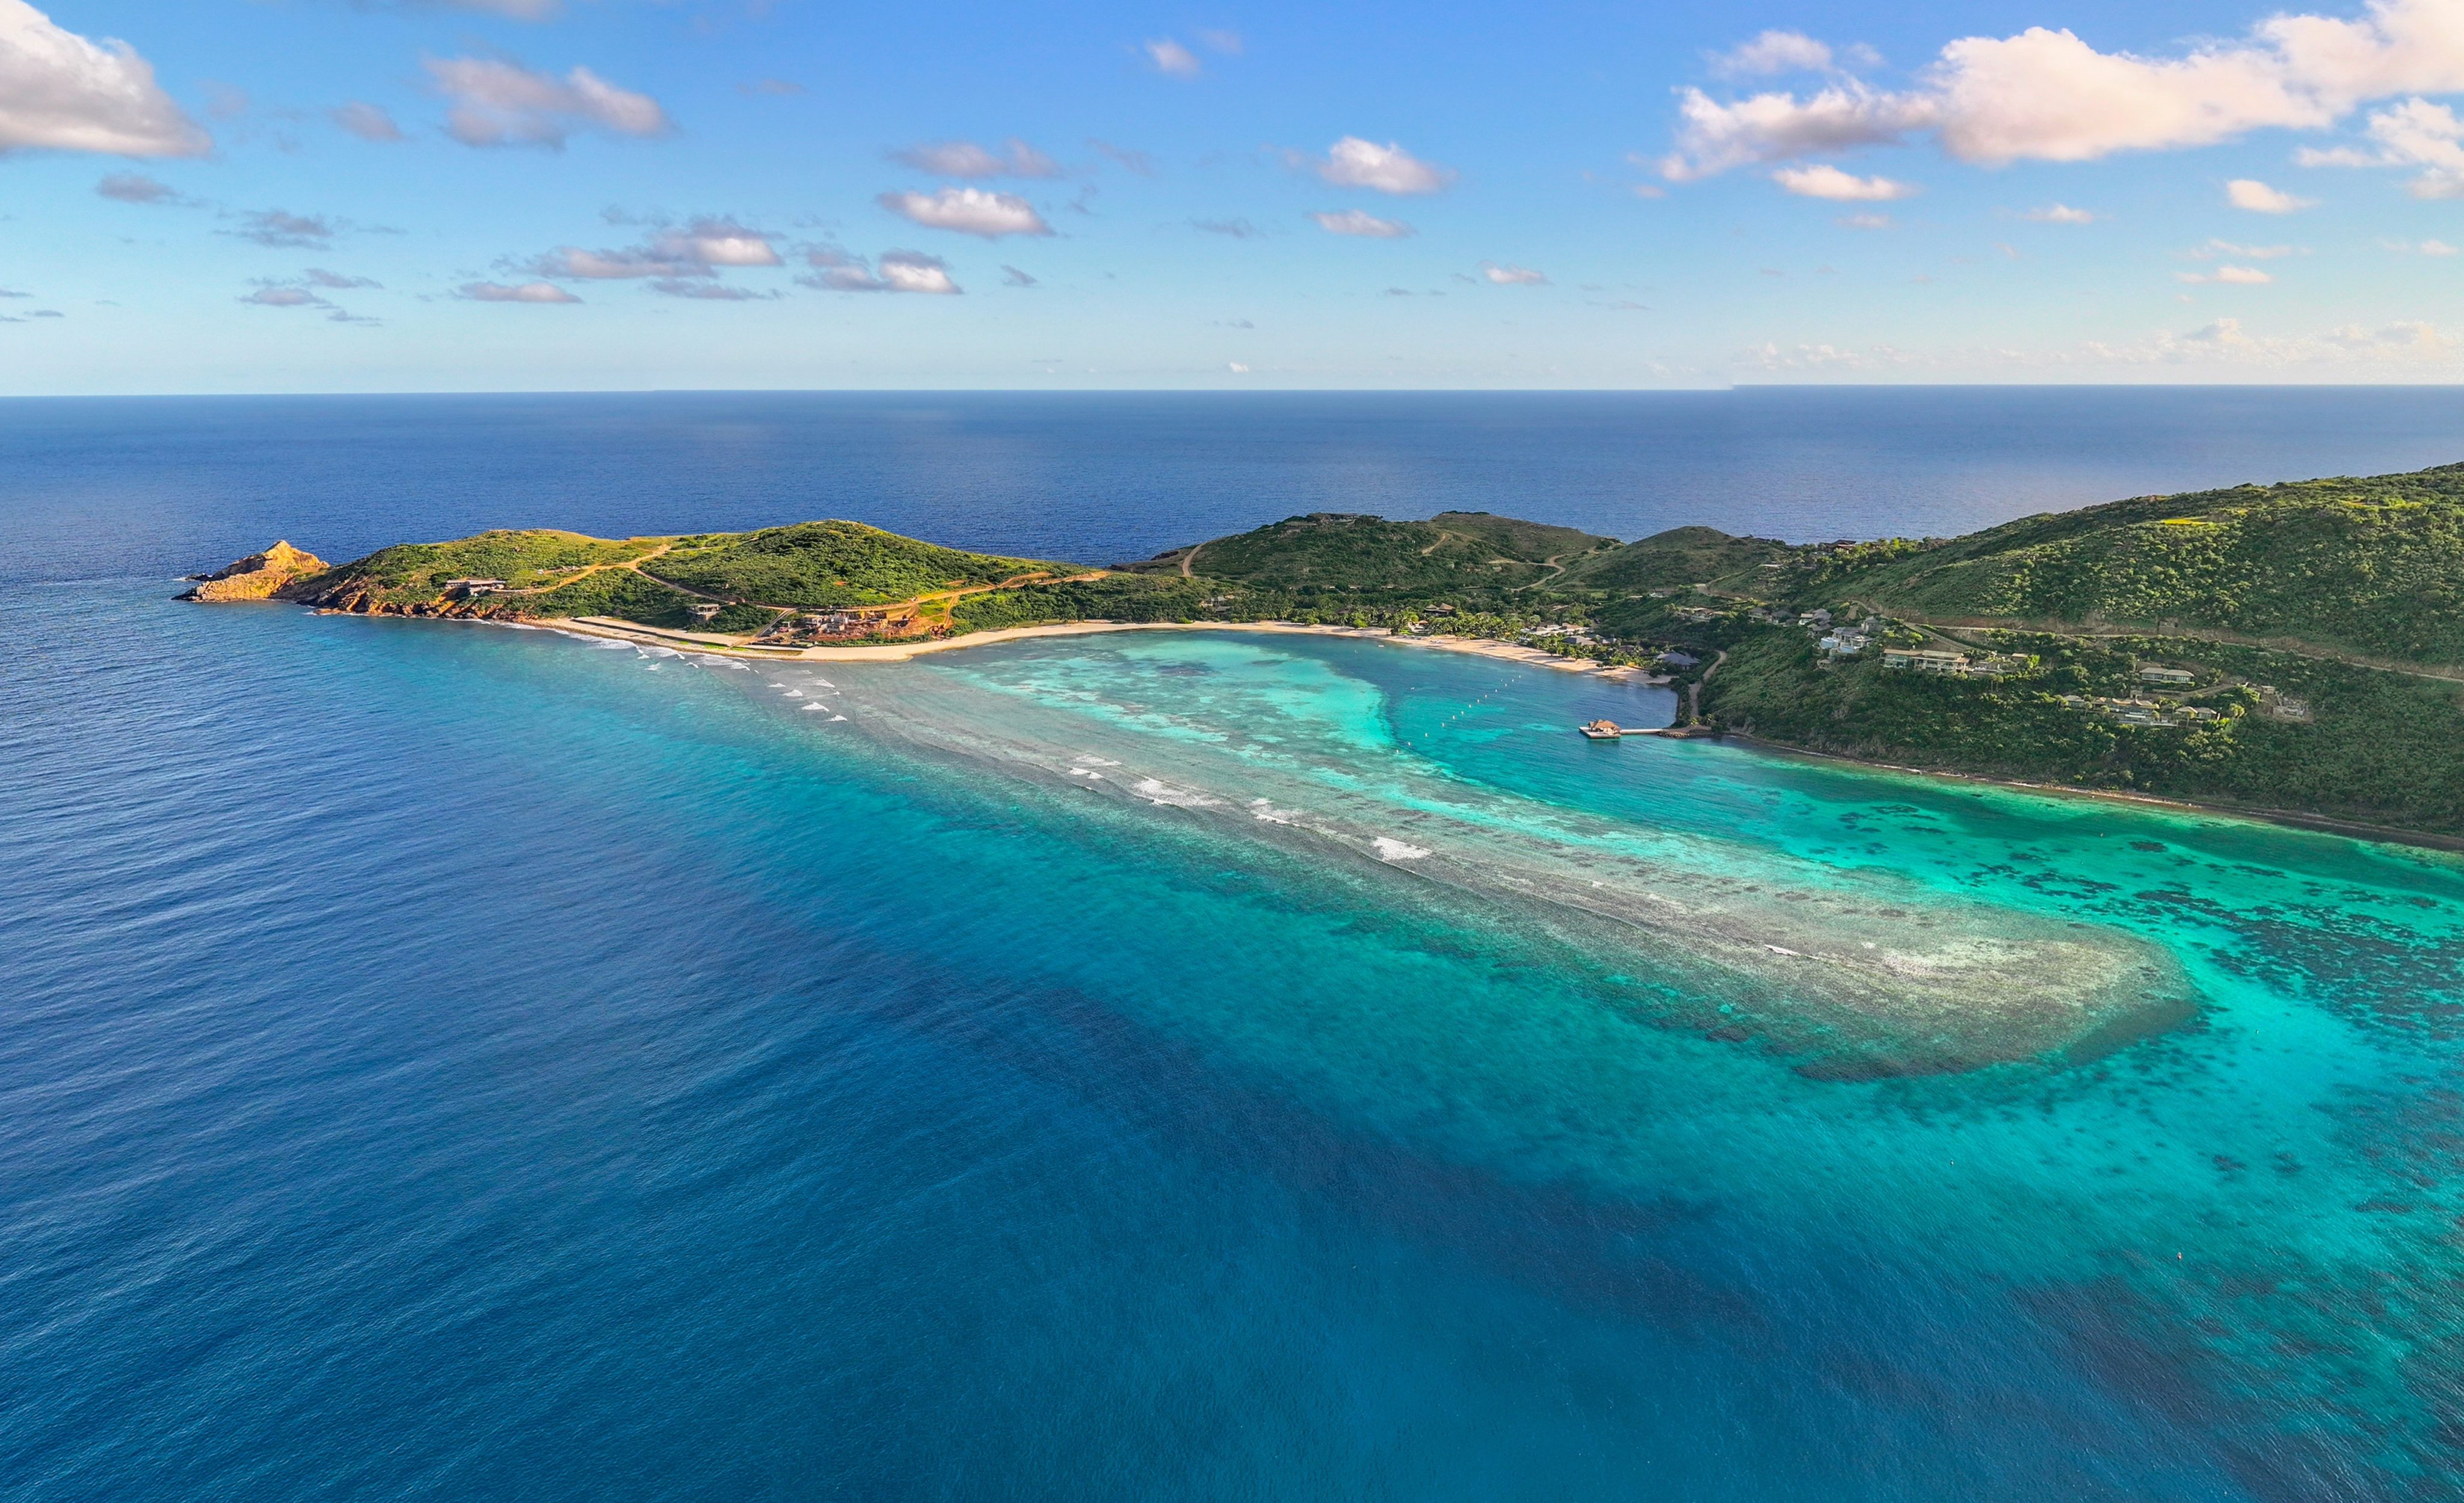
2081 314 2454 367
1663 0 2464 180
425 56 669 149
304 268 380 289
889 137 1061 178
650 280 778 301
229 209 337 248
0 1 211 156
1480 262 1548 284
331 102 404 143
878 186 1052 238
95 170 182 204
1311 208 1414 238
529 220 781 282
2300 97 2464 195
1771 163 1917 200
801 247 961 294
2025 203 2096 223
2186 237 2297 258
1145 38 1201 76
2226 177 2315 212
1712 31 1840 77
460 280 580 303
240 275 378 324
1317 136 1455 194
240 286 325 309
2177 265 2275 283
2384 235 2460 253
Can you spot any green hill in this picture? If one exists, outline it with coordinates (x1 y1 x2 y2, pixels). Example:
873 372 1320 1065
1816 466 2464 667
1556 525 1795 594
255 461 2464 837
643 521 1070 610
1135 511 1615 600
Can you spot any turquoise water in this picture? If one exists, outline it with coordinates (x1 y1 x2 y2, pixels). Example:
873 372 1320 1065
8 586 2461 1498
7 389 2464 1498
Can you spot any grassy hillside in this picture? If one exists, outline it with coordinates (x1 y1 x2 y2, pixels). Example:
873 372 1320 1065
1701 626 2464 833
285 530 668 606
1138 511 1613 600
1819 466 2464 666
641 521 1070 610
1556 525 1794 594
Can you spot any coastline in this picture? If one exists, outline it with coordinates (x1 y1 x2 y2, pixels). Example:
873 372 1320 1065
1722 731 2464 856
369 607 2459 852
548 613 1667 681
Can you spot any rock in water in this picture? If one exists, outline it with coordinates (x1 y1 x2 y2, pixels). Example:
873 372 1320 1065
179 541 330 602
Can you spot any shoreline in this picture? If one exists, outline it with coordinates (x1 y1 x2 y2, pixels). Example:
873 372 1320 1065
549 613 1671 681
1722 731 2464 857
357 606 2460 853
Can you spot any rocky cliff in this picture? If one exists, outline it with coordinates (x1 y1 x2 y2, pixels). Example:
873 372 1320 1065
180 542 331 602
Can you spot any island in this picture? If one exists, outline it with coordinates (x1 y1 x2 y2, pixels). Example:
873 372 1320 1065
197 463 2464 840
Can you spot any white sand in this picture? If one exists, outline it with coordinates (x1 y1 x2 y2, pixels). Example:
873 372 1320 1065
556 613 1663 680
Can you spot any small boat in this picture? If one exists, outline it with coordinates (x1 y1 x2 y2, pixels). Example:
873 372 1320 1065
1578 719 1627 740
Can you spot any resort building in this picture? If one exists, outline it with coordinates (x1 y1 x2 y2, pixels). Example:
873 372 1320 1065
2138 666 2198 686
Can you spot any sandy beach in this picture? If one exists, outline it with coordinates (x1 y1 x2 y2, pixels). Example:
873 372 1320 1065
555 613 1667 681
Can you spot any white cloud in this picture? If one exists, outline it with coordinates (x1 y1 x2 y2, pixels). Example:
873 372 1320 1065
529 220 781 280
2226 177 2315 212
1227 361 1250 373
2186 237 2297 258
1193 217 1261 237
1480 262 1548 284
1311 208 1414 238
1711 31 1837 77
425 56 669 149
878 186 1053 238
0 0 209 156
2333 97 2464 196
801 248 961 294
1662 0 2464 180
1771 163 1917 200
2025 203 2096 223
1199 29 1243 55
460 281 581 303
331 102 404 143
1145 39 1201 76
240 275 380 324
889 138 1062 179
2386 235 2460 253
2177 264 2275 283
305 268 380 289
650 280 778 301
1838 212 1893 229
1318 137 1455 194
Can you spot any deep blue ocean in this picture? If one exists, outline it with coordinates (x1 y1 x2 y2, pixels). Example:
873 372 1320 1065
6 390 2463 1501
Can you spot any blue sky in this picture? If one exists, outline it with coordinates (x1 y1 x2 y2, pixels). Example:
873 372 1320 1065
6 0 2464 391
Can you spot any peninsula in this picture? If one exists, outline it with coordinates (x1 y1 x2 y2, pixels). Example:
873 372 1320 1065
204 462 2464 837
